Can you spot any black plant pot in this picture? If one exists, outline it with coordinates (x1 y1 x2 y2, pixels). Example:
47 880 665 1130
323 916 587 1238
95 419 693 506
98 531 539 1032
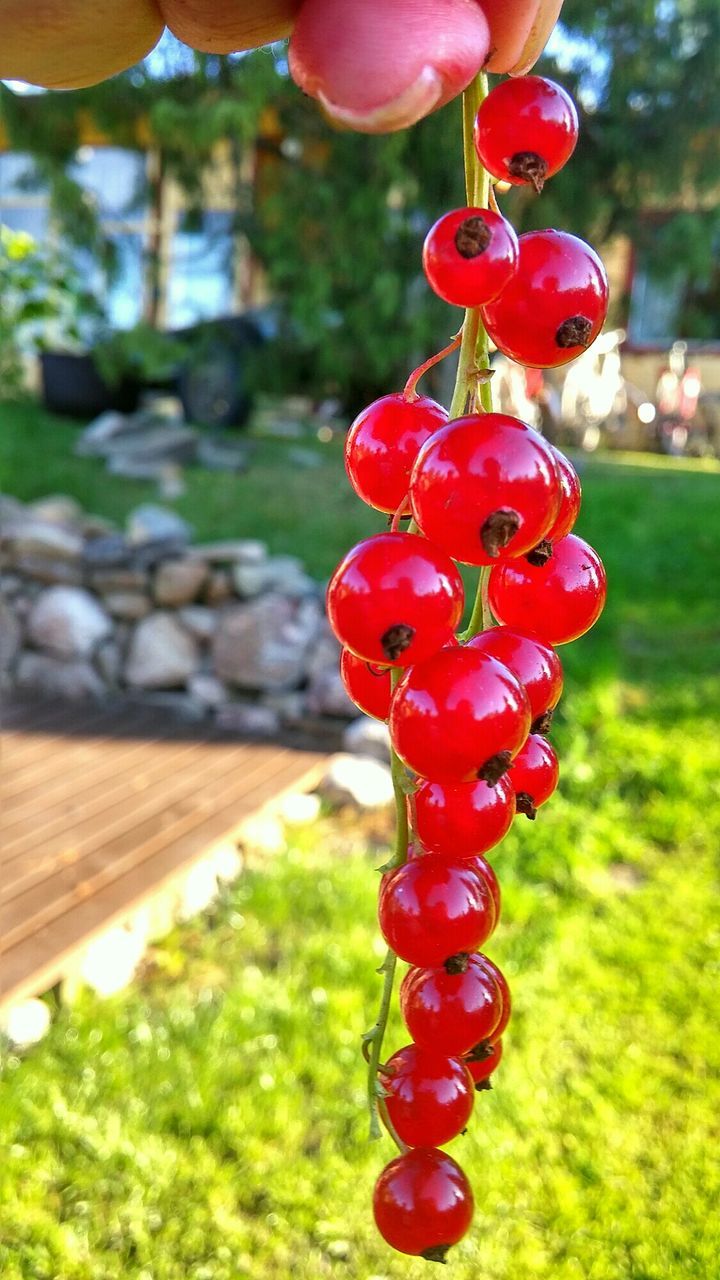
40 351 141 419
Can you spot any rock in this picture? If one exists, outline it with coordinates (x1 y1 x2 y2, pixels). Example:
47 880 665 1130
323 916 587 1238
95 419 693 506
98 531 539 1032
140 393 185 422
214 703 281 736
203 569 233 605
343 716 391 762
80 513 116 539
13 555 83 586
306 666 356 718
28 495 83 526
196 436 250 472
190 539 267 566
178 605 217 642
232 563 268 598
127 504 193 546
123 690 206 721
89 568 149 594
317 754 394 809
83 533 132 570
94 638 123 685
153 557 208 607
0 572 23 595
187 672 229 709
287 445 324 469
103 591 152 621
0 600 21 671
16 651 107 700
124 612 200 689
103 425 198 468
1 998 52 1047
0 494 27 526
213 594 322 691
1 518 83 562
264 555 317 597
74 409 135 455
27 586 112 658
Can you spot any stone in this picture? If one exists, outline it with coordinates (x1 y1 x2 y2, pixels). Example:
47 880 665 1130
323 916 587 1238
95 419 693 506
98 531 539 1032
203 569 233 605
103 425 198 468
196 436 250 472
264 555 317 597
153 557 208 607
187 672 229 709
89 568 150 594
232 563 268 598
190 539 267 566
80 514 116 539
28 495 83 527
214 703 281 736
317 754 394 809
127 504 193 546
13 555 83 586
1 518 83 562
103 591 152 621
343 716 391 762
306 666 356 718
124 612 200 689
178 605 217 642
27 586 112 658
0 494 27 526
287 445 324 469
74 409 135 455
83 533 132 570
1 998 52 1047
16 651 107 700
213 594 322 692
123 690 206 721
94 638 123 685
0 600 21 671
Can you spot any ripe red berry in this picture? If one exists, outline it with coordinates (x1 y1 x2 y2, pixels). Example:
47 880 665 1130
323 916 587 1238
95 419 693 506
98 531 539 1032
474 75 579 193
466 626 563 734
373 1148 474 1261
414 773 515 859
510 734 559 819
544 447 582 543
401 953 504 1056
378 857 495 967
464 1037 503 1089
488 533 607 645
344 392 448 515
389 647 531 784
409 412 561 565
481 230 609 369
423 206 519 307
476 953 512 1042
380 1044 475 1147
327 532 464 666
468 853 501 925
339 649 392 720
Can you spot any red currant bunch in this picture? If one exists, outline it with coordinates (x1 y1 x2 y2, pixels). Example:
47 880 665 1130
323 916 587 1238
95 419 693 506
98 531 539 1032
327 59 608 1265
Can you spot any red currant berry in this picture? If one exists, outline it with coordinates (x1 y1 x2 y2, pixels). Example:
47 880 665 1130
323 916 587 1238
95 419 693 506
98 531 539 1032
327 532 464 667
474 75 579 193
481 230 609 369
467 626 563 734
414 773 515 859
464 1038 503 1089
468 853 501 925
339 649 392 720
423 206 519 307
380 1044 475 1147
488 533 607 645
378 857 495 967
544 447 582 543
409 412 561 565
401 953 503 1056
344 392 448 515
476 953 512 1041
373 1148 474 1261
510 733 559 819
389 647 531 784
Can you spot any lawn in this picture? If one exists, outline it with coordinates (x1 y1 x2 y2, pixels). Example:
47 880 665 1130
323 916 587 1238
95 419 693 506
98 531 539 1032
1 403 720 1279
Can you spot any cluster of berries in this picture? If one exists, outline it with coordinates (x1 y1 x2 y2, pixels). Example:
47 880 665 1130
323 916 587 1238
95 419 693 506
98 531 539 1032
326 75 608 1262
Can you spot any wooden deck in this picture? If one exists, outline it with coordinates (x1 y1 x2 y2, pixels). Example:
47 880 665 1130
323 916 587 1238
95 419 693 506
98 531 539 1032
0 699 326 1011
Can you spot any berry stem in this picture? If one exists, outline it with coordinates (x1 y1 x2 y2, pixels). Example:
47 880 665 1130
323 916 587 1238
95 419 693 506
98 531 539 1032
403 331 463 401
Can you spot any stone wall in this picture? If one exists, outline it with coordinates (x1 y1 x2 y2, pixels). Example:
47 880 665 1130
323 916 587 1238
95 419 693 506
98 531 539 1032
0 493 357 737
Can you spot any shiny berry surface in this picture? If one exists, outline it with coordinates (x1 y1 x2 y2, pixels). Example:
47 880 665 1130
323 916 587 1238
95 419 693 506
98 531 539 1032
381 1044 475 1148
410 412 561 566
465 1038 503 1087
468 853 501 925
476 954 512 1042
389 647 531 783
339 648 392 721
327 532 464 667
474 76 579 192
344 392 448 515
373 1148 474 1260
488 533 607 646
544 446 582 542
414 773 515 859
467 626 563 730
511 733 559 818
378 857 495 967
481 230 609 369
423 206 519 307
401 954 504 1056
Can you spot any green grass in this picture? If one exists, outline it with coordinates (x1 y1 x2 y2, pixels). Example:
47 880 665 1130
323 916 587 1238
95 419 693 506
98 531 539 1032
1 403 720 1278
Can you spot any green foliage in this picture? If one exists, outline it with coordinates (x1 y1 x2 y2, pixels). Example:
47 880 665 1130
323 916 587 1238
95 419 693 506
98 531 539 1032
1 445 719 1278
92 323 192 388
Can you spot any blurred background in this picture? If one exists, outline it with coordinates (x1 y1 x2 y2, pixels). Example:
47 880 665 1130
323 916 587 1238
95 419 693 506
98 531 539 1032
1 1 719 1277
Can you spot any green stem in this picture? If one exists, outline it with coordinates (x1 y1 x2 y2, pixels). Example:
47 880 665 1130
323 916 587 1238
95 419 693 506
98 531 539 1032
366 947 398 1141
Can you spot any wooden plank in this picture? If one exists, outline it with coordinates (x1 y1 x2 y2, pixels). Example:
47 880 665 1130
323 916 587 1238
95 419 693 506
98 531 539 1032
0 750 325 1008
